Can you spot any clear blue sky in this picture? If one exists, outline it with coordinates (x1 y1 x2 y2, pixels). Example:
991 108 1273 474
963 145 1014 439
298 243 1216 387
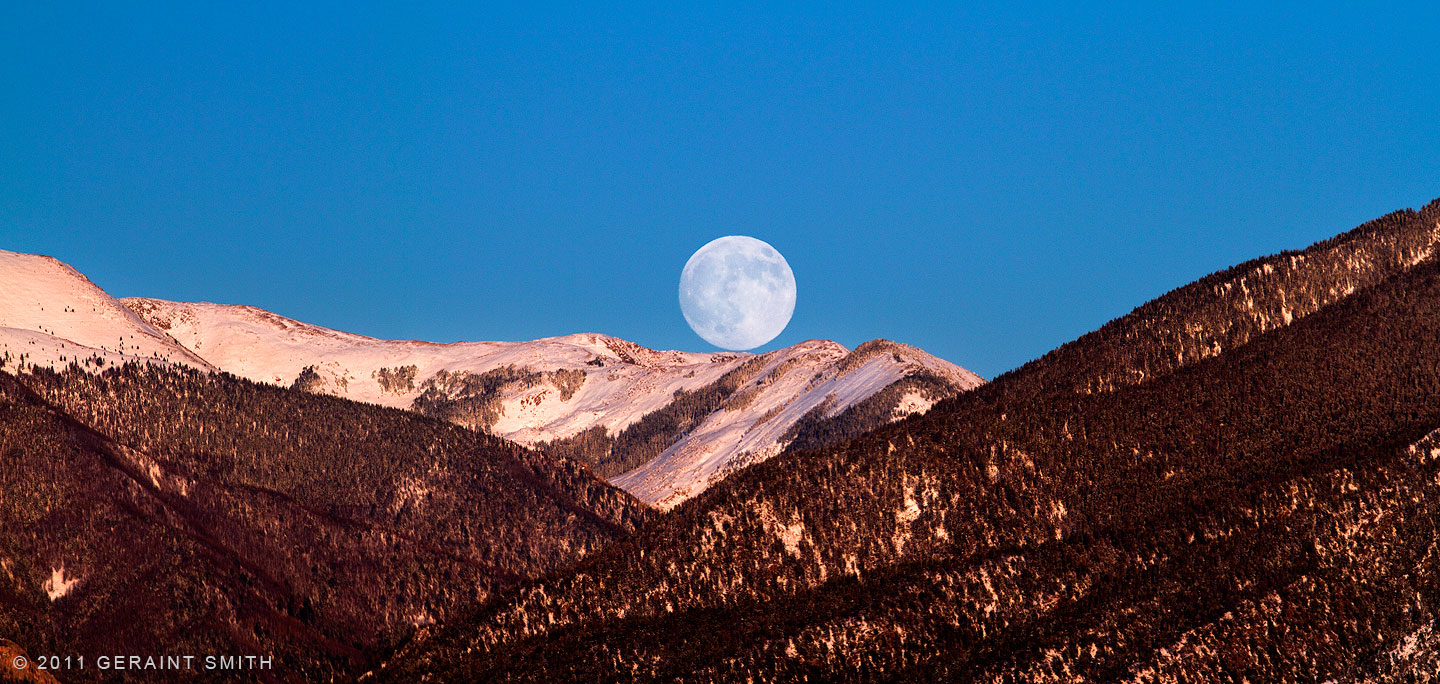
3 3 1437 378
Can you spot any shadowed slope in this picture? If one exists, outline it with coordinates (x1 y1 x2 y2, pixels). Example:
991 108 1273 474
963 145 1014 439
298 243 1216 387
1 364 651 683
381 199 1440 682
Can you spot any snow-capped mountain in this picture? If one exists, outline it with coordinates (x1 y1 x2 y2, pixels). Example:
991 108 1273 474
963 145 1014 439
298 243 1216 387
122 298 982 508
122 298 743 440
0 248 983 508
612 338 982 508
0 250 212 371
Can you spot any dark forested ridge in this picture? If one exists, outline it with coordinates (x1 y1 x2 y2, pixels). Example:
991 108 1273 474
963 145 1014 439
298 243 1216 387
377 199 1440 682
0 364 651 683
989 200 1440 400
6 199 1440 684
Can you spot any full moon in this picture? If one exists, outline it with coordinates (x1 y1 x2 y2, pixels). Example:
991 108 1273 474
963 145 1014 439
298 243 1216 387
679 236 797 351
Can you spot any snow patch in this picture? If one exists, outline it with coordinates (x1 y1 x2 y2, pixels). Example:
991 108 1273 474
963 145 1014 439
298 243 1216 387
893 482 922 552
891 390 936 420
393 477 432 512
757 502 806 557
44 566 80 601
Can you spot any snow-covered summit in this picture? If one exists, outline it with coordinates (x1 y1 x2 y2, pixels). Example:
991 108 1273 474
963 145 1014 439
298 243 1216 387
0 249 212 370
122 297 746 441
613 337 983 508
2 249 983 508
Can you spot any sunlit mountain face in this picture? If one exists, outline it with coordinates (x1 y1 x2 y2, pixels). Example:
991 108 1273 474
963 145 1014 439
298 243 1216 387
0 250 982 512
375 200 1440 683
0 247 979 683
5 0 1439 680
6 199 1440 682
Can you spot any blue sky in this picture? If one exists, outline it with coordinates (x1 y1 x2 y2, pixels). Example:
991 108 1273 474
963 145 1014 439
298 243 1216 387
2 3 1437 378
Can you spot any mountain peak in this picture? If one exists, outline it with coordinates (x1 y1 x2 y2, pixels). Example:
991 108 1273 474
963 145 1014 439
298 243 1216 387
2 250 983 509
0 250 213 370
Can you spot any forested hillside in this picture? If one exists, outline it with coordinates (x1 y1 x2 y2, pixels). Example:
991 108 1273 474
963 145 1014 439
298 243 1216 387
379 199 1440 682
0 364 651 683
113 297 981 509
997 201 1440 399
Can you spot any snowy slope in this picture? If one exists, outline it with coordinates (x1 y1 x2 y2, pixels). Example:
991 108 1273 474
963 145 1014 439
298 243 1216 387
0 327 195 373
612 339 984 509
122 298 749 440
0 250 212 370
125 299 983 508
0 248 984 509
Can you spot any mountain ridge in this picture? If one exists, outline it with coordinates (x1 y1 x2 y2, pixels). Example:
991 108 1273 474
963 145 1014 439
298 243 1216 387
1 358 654 683
979 199 1440 401
0 250 213 370
375 197 1440 682
0 248 983 509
